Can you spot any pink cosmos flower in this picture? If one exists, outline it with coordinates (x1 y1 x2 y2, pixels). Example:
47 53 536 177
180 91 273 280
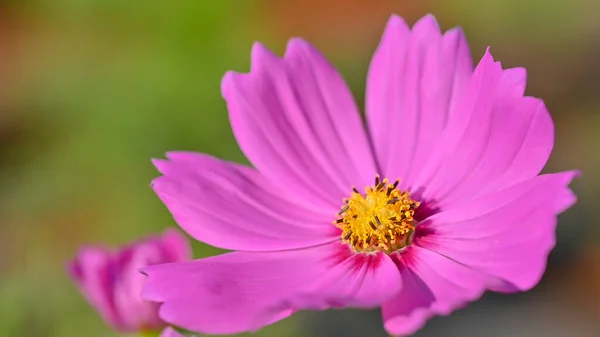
141 14 579 336
67 229 191 333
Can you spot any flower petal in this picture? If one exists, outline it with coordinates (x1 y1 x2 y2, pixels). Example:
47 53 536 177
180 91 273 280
366 14 473 188
271 247 402 312
111 239 168 330
222 40 376 210
415 171 579 292
381 246 496 336
141 242 401 335
67 247 122 329
412 49 555 208
160 327 186 337
152 152 340 251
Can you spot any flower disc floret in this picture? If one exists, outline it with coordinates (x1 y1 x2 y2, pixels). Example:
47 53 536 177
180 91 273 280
335 175 420 253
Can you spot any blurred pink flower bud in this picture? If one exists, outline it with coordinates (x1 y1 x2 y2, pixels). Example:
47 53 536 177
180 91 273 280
67 229 191 333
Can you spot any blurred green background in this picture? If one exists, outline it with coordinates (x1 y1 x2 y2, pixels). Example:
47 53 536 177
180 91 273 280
0 1 598 336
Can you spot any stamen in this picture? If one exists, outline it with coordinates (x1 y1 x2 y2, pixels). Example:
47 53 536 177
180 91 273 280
386 187 394 197
338 205 349 215
333 176 420 254
386 197 399 205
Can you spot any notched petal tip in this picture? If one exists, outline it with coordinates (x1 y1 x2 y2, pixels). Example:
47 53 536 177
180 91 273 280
220 70 242 99
283 37 312 63
482 46 496 63
504 66 527 82
221 43 281 100
471 46 503 78
138 265 165 302
552 170 580 214
150 176 169 192
164 151 193 162
283 37 327 64
413 13 441 33
444 26 466 38
501 67 528 96
482 46 493 59
548 169 581 189
380 14 410 41
250 42 280 69
386 13 409 28
284 37 309 53
221 43 275 99
472 46 494 66
569 169 583 179
441 27 472 70
283 37 337 76
443 26 468 48
152 158 171 173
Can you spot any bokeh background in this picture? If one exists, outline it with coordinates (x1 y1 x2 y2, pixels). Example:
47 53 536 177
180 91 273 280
0 0 598 336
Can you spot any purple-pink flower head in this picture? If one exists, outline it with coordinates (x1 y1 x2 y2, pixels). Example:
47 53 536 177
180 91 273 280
67 229 191 333
142 14 579 336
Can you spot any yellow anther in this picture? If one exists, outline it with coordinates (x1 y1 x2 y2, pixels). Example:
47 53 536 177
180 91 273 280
335 176 420 254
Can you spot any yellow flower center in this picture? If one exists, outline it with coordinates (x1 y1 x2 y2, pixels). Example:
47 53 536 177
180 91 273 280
335 175 420 254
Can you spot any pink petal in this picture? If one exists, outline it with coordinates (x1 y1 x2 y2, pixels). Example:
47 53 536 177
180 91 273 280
141 242 401 335
157 228 194 263
381 246 496 336
416 171 579 292
222 39 376 210
160 327 186 337
152 152 340 251
412 49 555 208
112 241 163 329
67 247 123 329
366 14 473 189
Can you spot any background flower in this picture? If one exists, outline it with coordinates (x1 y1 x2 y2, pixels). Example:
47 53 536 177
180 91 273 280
67 229 190 333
